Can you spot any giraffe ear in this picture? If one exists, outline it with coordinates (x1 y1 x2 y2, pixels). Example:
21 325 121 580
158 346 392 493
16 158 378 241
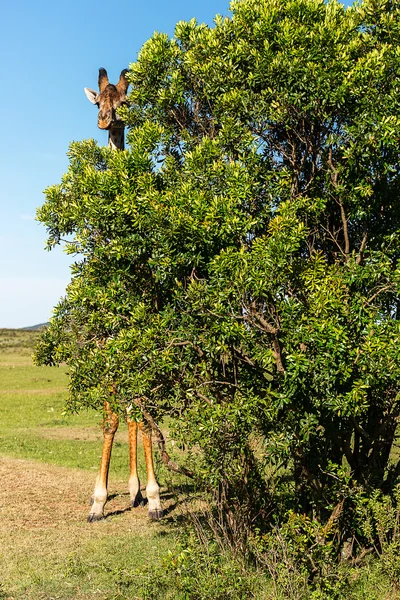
84 87 99 105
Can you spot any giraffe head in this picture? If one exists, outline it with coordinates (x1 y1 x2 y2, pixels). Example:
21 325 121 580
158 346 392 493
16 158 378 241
84 68 129 131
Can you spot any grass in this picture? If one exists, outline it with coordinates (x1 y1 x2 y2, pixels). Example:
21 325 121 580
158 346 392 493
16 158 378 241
0 340 146 477
1 510 174 599
0 354 134 474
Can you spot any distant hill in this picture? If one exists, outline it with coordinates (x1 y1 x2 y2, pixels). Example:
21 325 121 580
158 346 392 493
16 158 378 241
21 323 49 331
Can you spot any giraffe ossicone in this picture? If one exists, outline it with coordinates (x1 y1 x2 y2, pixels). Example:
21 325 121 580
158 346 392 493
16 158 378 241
84 68 163 522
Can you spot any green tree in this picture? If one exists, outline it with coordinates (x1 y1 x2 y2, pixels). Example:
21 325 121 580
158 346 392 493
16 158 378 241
35 0 400 553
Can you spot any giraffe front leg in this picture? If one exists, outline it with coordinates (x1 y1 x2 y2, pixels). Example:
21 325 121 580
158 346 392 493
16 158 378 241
127 418 144 508
88 402 119 522
139 422 163 520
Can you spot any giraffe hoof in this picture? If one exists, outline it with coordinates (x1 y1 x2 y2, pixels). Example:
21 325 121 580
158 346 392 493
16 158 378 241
87 513 104 522
148 509 164 520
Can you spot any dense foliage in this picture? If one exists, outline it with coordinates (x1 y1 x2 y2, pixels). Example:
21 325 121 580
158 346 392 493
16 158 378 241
35 0 400 564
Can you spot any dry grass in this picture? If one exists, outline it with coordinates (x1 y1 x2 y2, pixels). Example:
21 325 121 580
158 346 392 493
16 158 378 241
0 455 161 530
35 426 103 442
0 455 176 599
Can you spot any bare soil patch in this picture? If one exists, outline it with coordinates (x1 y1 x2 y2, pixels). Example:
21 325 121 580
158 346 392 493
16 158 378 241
0 456 149 529
36 426 103 442
36 426 129 443
2 457 102 528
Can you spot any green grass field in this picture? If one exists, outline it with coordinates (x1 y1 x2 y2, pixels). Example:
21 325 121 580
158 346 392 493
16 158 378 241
0 332 131 474
0 329 177 600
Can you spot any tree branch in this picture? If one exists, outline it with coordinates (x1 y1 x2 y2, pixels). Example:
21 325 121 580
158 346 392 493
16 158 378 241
272 335 285 374
247 302 285 373
327 147 349 259
339 200 350 257
351 417 371 444
133 399 195 479
248 301 278 334
356 232 368 265
365 285 393 306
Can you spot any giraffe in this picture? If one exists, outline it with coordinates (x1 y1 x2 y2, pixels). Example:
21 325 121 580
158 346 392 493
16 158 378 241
84 68 163 521
84 67 129 150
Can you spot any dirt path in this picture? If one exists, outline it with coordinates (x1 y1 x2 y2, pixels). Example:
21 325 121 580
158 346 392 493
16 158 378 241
0 455 142 528
0 456 171 599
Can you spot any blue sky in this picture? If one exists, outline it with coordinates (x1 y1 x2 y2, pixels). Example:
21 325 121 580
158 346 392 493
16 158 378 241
0 0 353 328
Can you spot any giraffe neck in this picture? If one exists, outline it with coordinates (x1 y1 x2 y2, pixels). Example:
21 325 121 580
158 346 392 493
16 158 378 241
108 124 125 150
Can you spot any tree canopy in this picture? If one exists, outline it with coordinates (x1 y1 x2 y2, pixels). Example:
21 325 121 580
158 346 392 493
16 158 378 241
35 0 400 552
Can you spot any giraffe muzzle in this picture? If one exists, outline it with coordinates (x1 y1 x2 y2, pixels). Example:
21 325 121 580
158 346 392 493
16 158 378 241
98 116 112 130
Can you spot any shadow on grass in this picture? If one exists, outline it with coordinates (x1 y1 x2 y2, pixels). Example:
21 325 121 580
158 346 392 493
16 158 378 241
103 483 203 523
104 506 133 519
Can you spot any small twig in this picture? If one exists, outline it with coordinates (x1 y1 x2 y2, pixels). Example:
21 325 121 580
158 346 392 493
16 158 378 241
365 285 393 306
233 346 256 367
192 380 242 389
338 201 350 257
320 225 346 256
194 391 213 406
351 547 374 565
356 232 368 265
164 338 192 350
